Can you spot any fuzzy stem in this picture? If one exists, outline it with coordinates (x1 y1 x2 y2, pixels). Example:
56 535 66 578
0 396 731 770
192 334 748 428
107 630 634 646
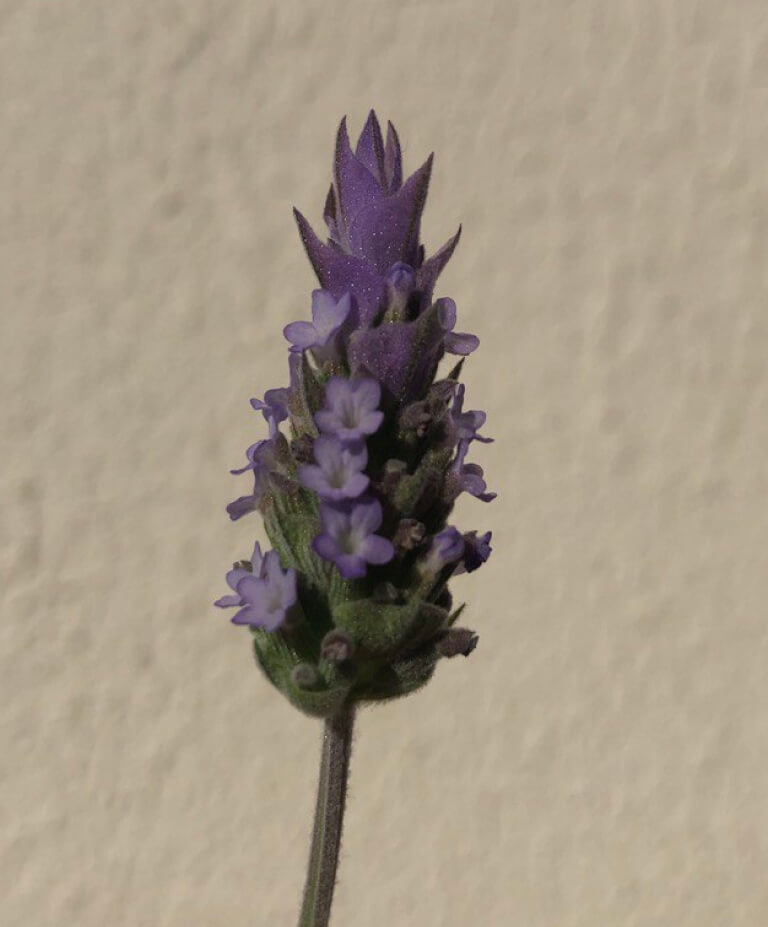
298 705 355 927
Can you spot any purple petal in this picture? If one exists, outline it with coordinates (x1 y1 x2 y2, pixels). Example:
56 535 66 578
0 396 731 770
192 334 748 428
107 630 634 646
230 440 267 475
312 532 341 561
249 541 264 572
231 605 261 626
444 332 480 355
361 535 395 565
323 376 348 408
226 494 259 521
225 567 251 591
297 464 331 495
284 320 319 350
335 553 368 579
349 497 383 535
214 594 242 608
350 377 381 411
312 290 351 338
260 551 283 583
233 573 265 605
313 434 344 470
436 297 457 332
318 502 351 539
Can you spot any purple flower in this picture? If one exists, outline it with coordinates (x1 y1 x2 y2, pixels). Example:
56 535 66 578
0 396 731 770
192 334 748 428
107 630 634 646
214 540 264 606
446 439 496 503
454 530 493 575
423 526 465 574
215 545 297 631
315 377 384 441
283 290 352 360
450 383 493 444
312 497 395 579
250 388 289 438
298 435 369 501
436 298 480 356
227 440 275 521
293 111 461 326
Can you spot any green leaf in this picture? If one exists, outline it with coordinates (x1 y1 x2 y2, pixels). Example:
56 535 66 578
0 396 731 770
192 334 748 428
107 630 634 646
332 597 424 656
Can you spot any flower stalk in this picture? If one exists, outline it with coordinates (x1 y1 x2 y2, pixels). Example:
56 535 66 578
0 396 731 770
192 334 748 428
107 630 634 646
299 705 355 927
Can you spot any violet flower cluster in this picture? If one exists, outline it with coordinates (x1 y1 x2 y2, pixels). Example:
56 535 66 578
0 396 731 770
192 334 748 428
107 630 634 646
216 112 495 716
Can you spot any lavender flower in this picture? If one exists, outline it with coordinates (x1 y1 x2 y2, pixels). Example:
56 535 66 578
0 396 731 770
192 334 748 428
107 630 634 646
218 111 498 927
215 544 297 631
445 438 497 503
219 112 494 708
312 497 395 579
450 383 493 444
297 435 369 501
436 297 480 356
250 388 289 439
226 440 275 520
314 376 384 440
283 290 351 361
454 530 493 575
422 526 465 574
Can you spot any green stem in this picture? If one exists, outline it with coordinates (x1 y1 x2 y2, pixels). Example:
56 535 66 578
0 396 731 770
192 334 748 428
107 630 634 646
298 705 355 927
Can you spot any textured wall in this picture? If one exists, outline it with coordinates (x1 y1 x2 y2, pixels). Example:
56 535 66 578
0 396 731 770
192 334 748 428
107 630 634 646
2 1 767 924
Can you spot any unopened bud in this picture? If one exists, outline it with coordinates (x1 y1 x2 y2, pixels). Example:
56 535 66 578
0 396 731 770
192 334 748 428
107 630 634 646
233 559 253 572
422 527 465 575
399 401 432 437
384 262 416 321
436 628 478 658
321 629 356 663
393 518 426 551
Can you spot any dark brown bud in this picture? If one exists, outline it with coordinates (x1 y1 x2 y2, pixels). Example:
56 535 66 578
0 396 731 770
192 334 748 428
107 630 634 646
233 560 253 572
321 629 356 663
436 628 479 658
393 518 426 551
399 401 432 436
291 663 319 689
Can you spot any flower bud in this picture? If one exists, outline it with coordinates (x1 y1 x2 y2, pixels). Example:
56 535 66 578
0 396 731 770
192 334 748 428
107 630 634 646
421 527 465 576
436 627 479 658
321 629 356 663
384 262 417 321
393 518 426 552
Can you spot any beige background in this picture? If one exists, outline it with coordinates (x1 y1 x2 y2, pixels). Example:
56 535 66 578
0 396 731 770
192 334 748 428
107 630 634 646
2 1 767 924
